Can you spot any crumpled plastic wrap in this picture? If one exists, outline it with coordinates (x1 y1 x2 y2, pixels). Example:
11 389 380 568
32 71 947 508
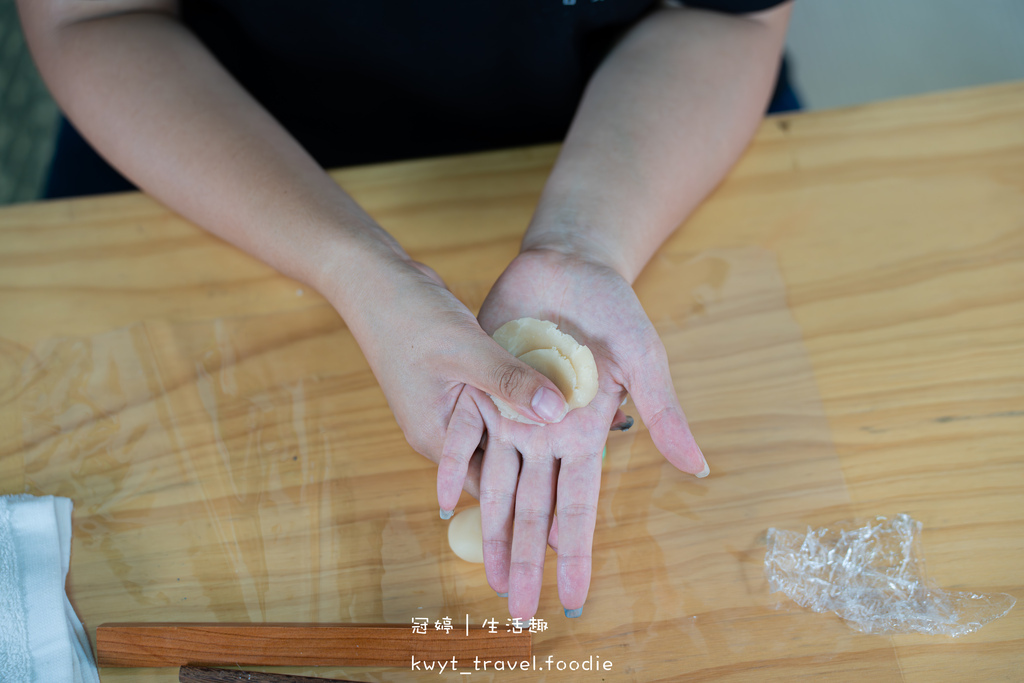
765 514 1015 636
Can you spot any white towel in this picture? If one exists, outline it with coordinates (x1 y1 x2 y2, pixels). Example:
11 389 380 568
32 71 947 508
0 495 100 683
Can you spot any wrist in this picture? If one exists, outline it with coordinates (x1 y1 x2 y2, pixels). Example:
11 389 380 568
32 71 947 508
312 217 412 320
521 214 640 283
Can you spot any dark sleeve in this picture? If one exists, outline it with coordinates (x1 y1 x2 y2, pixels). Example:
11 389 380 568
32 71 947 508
682 0 789 13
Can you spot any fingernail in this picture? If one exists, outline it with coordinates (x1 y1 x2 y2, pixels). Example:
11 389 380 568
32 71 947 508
690 437 710 477
610 415 634 432
601 446 606 460
531 386 566 423
497 592 508 598
440 509 454 520
696 449 710 478
564 607 583 619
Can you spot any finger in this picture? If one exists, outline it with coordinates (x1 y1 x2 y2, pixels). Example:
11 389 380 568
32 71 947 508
479 439 521 596
609 408 633 432
410 260 446 287
463 334 568 424
555 452 603 617
508 457 558 620
462 448 483 500
437 388 485 516
548 515 558 551
627 343 708 477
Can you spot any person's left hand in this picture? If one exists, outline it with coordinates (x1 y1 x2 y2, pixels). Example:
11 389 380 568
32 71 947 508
436 248 707 620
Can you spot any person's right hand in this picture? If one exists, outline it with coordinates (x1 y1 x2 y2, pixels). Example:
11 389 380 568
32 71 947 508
328 248 570 501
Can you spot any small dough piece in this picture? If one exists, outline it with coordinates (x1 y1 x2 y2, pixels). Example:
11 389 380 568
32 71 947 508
490 317 599 424
447 506 484 563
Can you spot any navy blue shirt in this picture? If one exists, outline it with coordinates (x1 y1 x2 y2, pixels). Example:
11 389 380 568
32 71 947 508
46 0 790 197
181 0 788 167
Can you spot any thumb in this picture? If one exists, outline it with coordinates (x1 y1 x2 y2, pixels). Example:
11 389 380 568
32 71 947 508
627 344 709 477
466 335 568 424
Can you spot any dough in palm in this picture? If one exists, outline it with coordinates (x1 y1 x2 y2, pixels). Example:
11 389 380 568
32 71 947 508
490 317 599 424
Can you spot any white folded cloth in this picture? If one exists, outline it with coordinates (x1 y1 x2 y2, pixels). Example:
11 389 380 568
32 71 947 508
0 495 100 683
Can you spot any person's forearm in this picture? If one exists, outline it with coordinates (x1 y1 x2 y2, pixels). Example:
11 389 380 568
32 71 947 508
19 3 401 317
523 3 791 283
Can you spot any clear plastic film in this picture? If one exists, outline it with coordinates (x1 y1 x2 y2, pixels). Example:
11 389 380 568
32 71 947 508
765 514 1016 636
6 247 873 681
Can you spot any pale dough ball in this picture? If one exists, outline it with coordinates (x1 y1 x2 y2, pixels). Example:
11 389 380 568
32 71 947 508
517 348 576 398
490 317 599 424
447 506 484 563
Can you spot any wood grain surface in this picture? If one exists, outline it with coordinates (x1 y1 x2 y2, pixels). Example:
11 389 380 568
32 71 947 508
1 82 1022 681
97 623 529 667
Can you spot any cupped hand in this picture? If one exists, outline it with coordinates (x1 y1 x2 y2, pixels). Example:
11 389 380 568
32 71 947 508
436 248 707 620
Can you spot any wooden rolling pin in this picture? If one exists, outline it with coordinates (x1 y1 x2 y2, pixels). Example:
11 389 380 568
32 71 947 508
179 667 358 683
97 622 531 668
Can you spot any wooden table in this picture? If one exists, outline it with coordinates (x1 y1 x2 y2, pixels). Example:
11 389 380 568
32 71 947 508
1 82 1021 681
